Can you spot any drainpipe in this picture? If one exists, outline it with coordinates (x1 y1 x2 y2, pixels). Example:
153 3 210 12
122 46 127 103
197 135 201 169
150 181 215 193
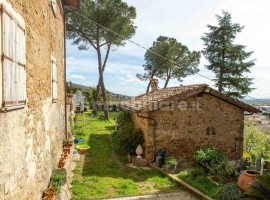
136 112 157 163
63 3 68 140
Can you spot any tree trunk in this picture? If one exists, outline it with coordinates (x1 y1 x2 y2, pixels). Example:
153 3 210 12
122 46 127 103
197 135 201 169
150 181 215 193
100 77 109 120
164 78 170 88
92 80 100 116
146 73 155 93
146 81 151 93
96 45 109 120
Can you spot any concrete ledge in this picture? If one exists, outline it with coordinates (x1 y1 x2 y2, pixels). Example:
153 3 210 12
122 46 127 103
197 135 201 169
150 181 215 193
149 163 214 200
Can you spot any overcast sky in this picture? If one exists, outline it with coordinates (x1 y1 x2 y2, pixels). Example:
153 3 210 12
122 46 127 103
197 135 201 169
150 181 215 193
66 0 270 98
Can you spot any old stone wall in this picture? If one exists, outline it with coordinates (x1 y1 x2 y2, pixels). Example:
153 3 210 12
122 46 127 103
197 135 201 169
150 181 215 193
131 112 155 160
0 0 66 199
132 94 244 166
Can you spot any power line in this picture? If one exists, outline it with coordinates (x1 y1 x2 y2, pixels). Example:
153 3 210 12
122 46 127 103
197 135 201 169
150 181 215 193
66 7 265 102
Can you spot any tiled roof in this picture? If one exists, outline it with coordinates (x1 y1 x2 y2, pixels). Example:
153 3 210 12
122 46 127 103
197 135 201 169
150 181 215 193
120 84 261 113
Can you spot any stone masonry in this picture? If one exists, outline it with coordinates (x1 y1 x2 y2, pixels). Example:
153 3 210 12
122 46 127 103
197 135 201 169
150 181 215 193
0 0 67 199
132 93 245 166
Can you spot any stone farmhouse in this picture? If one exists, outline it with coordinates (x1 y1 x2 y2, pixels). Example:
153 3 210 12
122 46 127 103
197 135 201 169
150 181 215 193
120 84 260 166
0 0 79 199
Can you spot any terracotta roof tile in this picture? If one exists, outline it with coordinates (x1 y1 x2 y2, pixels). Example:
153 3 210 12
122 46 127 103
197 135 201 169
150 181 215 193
120 84 261 113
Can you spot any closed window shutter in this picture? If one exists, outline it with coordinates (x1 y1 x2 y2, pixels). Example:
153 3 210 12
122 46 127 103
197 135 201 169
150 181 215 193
2 7 26 108
52 59 57 102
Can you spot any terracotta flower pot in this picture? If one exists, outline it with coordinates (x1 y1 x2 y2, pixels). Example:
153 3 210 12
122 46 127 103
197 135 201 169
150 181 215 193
64 142 73 148
237 170 260 191
59 158 66 169
80 149 87 154
64 147 70 155
42 187 55 200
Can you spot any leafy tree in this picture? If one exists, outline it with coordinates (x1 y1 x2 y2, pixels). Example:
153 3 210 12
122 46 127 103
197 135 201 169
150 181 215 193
202 11 255 99
66 0 136 119
137 36 200 91
244 124 270 161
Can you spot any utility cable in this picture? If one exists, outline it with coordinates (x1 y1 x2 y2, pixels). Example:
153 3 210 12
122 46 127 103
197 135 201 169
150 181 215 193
65 7 266 102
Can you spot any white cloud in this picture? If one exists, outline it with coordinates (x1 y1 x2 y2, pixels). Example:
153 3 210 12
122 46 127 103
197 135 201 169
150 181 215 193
67 74 86 80
66 0 270 98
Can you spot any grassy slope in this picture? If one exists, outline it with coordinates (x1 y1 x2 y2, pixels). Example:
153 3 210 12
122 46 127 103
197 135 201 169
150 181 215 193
71 112 178 200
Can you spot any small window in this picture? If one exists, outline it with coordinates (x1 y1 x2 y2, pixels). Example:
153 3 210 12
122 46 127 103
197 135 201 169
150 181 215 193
51 56 57 102
1 4 26 110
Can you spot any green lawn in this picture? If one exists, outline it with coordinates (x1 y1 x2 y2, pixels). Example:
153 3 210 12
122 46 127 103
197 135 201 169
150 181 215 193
177 168 222 199
71 112 178 200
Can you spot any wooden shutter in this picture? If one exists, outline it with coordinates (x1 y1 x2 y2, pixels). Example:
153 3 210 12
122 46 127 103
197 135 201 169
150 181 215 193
52 58 57 102
2 6 26 108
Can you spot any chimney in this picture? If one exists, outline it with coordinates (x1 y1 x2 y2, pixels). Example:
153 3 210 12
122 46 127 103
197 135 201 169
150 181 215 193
150 78 159 92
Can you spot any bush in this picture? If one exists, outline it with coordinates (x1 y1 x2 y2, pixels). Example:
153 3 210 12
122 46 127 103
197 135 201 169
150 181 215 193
218 183 244 200
194 147 225 169
165 156 177 165
208 161 235 183
187 167 206 178
115 111 144 154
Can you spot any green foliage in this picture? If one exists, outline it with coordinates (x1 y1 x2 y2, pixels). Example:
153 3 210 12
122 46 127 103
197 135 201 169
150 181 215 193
244 173 270 200
115 111 144 153
208 161 235 183
177 168 222 199
165 156 177 166
67 0 137 120
244 124 270 162
194 147 225 169
137 36 200 91
218 183 244 200
202 10 255 99
72 111 177 199
187 167 206 178
50 169 67 194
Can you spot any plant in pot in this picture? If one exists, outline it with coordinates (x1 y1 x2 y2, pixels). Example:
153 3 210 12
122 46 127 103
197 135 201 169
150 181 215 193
165 156 177 173
42 187 56 200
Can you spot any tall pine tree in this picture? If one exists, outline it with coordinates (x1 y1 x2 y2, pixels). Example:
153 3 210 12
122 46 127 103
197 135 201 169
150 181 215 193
202 11 255 99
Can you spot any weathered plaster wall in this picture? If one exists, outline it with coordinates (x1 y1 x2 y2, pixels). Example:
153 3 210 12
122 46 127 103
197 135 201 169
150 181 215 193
132 94 244 166
0 0 65 199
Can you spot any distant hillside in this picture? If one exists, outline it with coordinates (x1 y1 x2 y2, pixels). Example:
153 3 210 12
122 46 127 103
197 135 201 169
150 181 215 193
68 82 130 99
244 98 270 106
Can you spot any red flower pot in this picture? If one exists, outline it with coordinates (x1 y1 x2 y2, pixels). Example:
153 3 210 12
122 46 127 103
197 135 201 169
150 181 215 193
237 170 260 191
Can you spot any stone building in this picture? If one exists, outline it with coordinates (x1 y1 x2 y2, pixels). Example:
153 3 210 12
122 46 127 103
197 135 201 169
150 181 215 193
120 84 260 166
0 0 79 199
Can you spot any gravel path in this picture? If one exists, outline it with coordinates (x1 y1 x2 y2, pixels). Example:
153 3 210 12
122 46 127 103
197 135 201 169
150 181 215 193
105 190 198 200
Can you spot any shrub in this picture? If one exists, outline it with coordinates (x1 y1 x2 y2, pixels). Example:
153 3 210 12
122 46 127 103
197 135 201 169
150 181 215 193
115 111 144 154
218 183 244 200
194 147 225 169
208 161 235 183
187 167 206 178
165 156 177 165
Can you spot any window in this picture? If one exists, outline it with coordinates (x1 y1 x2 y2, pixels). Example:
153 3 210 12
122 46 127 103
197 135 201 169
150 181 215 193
51 56 57 102
0 4 26 110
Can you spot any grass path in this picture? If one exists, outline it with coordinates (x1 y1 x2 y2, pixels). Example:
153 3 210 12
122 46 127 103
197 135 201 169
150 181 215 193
71 112 178 200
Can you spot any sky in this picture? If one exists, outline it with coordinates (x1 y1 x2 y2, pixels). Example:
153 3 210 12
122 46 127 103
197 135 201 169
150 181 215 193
66 0 270 98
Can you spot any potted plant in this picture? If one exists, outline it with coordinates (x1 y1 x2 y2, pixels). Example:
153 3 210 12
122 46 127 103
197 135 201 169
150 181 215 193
237 170 260 191
165 156 177 173
58 156 66 169
42 187 55 200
